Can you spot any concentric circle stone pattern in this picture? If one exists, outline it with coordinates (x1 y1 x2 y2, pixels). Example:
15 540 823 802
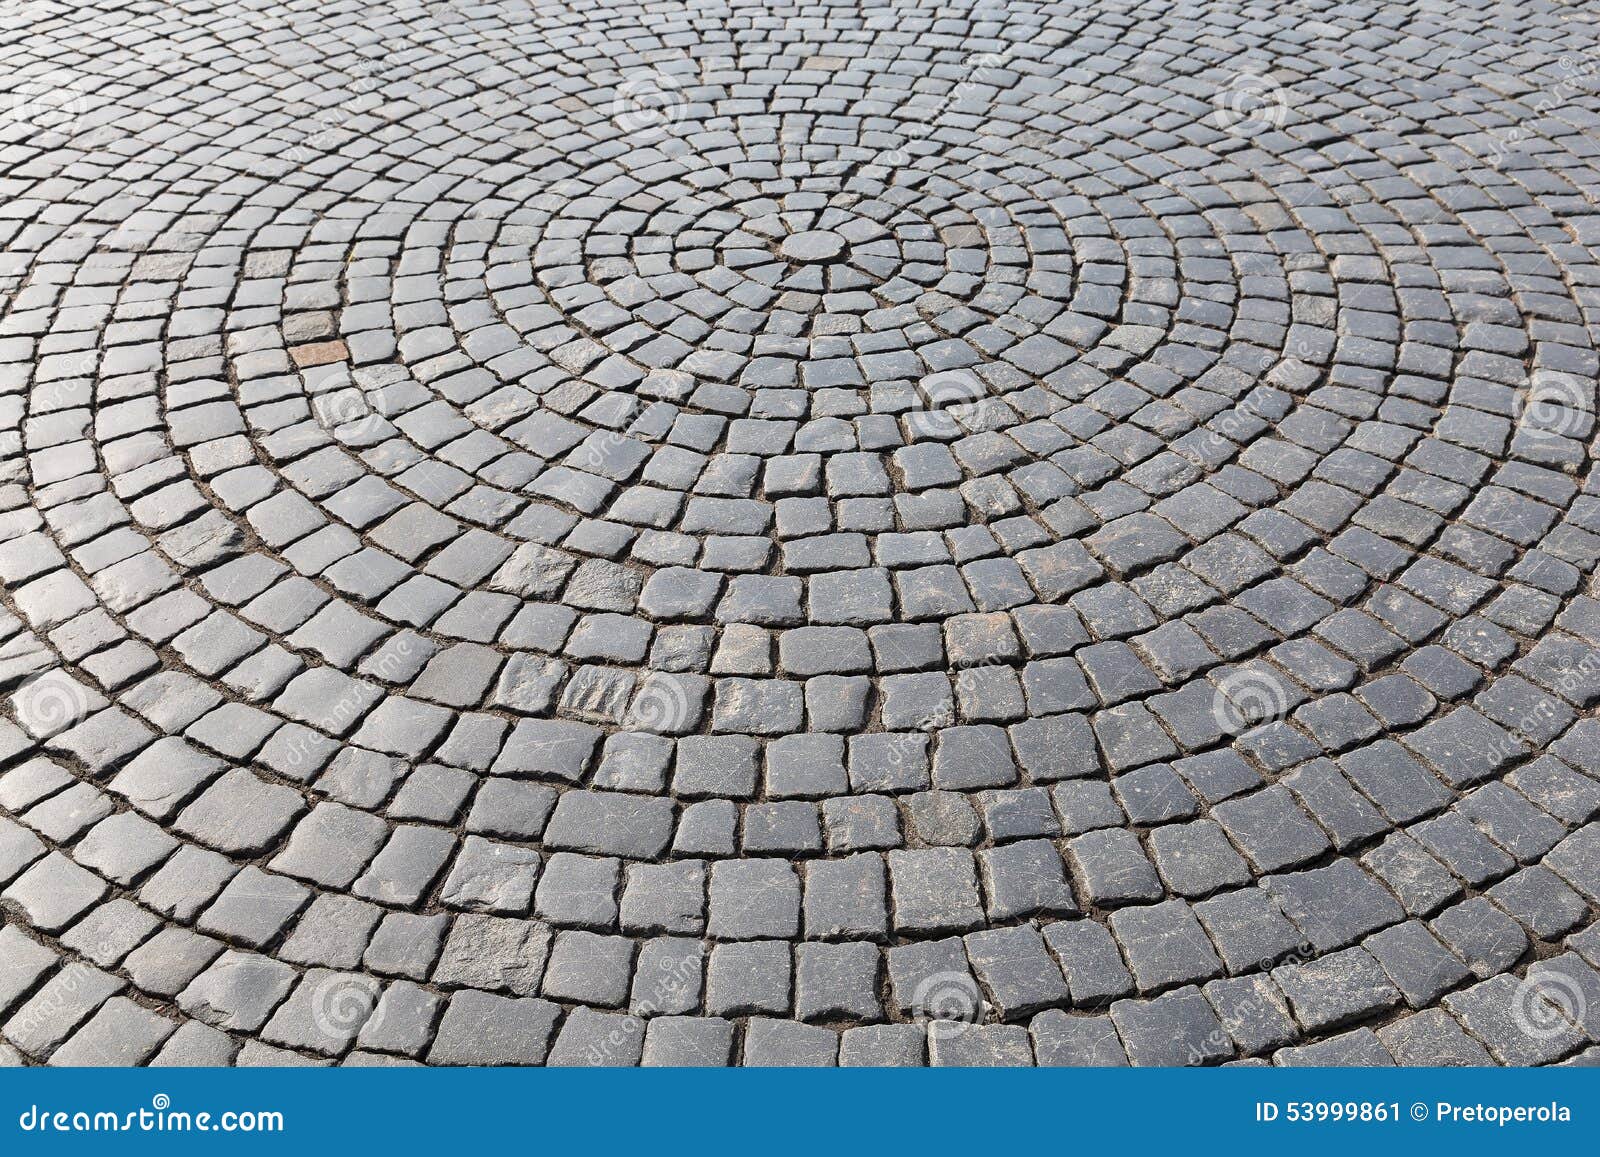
2 0 1600 1068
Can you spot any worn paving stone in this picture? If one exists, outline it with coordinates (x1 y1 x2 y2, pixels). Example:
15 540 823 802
2 0 1598 1069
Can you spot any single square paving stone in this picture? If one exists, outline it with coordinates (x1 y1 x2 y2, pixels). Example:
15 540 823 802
1202 975 1298 1056
674 735 760 798
542 790 675 859
1487 866 1589 941
1263 859 1405 951
1361 833 1462 917
1109 900 1225 993
140 844 238 922
1011 714 1101 783
364 910 447 981
795 941 881 1022
1051 780 1126 835
197 866 311 948
356 981 443 1058
1282 760 1388 851
534 853 621 929
122 928 225 999
931 724 1018 790
1067 829 1162 906
1110 986 1233 1066
427 991 561 1065
1546 822 1600 903
839 1023 926 1067
1147 820 1252 897
886 937 979 1019
708 859 800 940
621 860 706 936
1113 763 1199 824
541 931 635 1007
641 1016 735 1067
148 1021 238 1067
1362 920 1473 1007
1042 920 1134 1006
765 733 848 798
491 719 602 782
1172 748 1263 804
978 839 1078 920
1524 954 1600 1039
629 937 704 1016
431 914 550 996
1410 813 1516 887
673 800 739 857
741 800 822 854
742 1018 839 1066
1338 734 1456 823
1091 703 1178 770
1 852 107 932
268 802 387 888
1192 889 1310 974
1029 1010 1129 1066
1271 947 1402 1033
821 795 902 852
888 848 985 934
45 996 175 1067
177 950 295 1033
280 895 383 970
1457 782 1564 864
909 789 980 847
705 940 792 1017
260 969 381 1056
1376 1009 1493 1067
546 1007 645 1067
963 927 1070 1019
60 899 160 968
974 787 1058 841
1404 708 1526 788
1274 1027 1394 1067
1430 897 1528 979
928 1023 1035 1067
1211 786 1330 873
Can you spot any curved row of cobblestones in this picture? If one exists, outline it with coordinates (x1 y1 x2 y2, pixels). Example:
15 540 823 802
3 0 1600 1065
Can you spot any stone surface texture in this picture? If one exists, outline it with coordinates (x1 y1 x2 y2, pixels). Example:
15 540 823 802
1 0 1600 1067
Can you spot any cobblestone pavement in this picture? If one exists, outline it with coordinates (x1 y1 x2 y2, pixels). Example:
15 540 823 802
3 0 1600 1068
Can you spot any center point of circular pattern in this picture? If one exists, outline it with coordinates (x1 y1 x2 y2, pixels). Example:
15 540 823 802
780 229 849 264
